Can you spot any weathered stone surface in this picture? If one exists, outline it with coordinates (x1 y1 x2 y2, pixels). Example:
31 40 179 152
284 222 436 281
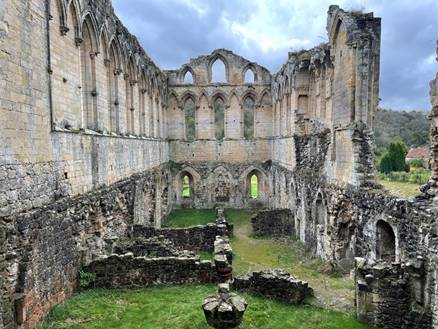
86 253 216 288
202 283 248 329
251 209 294 237
232 269 313 304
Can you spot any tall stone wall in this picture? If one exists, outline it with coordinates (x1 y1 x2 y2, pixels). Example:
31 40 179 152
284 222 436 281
271 6 380 187
0 0 169 220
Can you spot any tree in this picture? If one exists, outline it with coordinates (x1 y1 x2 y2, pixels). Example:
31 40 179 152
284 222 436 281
378 140 408 173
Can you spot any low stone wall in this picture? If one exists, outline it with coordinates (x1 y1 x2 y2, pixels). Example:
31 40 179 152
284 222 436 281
232 269 313 304
355 258 433 329
113 236 195 258
251 209 294 237
85 253 216 288
132 208 233 252
132 224 220 252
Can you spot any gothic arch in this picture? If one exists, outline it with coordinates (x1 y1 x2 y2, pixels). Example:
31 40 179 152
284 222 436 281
66 0 80 37
179 66 196 84
241 89 258 106
242 64 257 83
52 0 67 33
179 90 197 108
258 89 272 107
208 53 229 83
209 90 228 108
80 12 99 50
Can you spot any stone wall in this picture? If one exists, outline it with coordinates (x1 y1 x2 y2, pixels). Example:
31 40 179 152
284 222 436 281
356 259 433 329
132 208 233 252
0 165 171 329
232 269 313 304
0 0 169 222
86 254 216 288
171 161 272 209
251 209 294 237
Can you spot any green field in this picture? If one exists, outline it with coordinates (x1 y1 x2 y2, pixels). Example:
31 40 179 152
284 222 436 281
39 285 369 329
379 179 421 198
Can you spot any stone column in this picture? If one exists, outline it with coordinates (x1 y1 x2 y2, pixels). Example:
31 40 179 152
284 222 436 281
429 40 438 196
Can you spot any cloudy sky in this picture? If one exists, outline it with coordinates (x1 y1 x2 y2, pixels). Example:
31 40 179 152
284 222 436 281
113 0 437 111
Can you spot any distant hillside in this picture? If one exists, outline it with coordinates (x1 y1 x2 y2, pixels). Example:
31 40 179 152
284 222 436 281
373 108 430 153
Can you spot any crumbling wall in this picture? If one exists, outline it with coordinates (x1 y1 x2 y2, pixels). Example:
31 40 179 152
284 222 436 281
251 209 294 237
86 254 216 288
0 165 171 329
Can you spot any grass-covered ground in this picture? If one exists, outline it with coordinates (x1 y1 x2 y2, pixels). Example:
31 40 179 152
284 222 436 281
39 285 369 329
224 209 355 311
379 179 421 198
162 209 216 228
39 209 366 328
164 208 355 311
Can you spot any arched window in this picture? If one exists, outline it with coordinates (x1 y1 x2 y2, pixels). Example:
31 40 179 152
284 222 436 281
244 68 255 83
315 194 326 226
250 174 258 198
243 96 255 139
184 98 196 141
214 97 225 140
211 59 226 83
109 42 120 132
182 175 191 198
183 70 194 84
81 16 97 130
376 220 396 262
125 59 136 134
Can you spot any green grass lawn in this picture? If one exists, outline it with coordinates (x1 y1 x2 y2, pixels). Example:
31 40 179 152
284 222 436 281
162 209 216 228
39 285 370 329
379 179 421 198
225 209 355 311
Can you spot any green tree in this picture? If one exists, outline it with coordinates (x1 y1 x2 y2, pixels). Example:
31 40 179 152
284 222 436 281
378 141 408 173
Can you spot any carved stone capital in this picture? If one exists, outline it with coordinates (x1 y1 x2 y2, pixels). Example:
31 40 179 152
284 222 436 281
60 25 70 36
75 37 83 47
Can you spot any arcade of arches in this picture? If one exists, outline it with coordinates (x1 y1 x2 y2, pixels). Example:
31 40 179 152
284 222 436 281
0 1 437 329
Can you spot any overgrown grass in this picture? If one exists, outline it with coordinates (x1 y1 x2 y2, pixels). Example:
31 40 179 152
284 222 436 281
162 209 216 228
379 180 421 198
225 209 355 310
39 285 370 329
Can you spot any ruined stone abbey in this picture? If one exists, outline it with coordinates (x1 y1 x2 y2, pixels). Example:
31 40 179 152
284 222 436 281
0 0 437 328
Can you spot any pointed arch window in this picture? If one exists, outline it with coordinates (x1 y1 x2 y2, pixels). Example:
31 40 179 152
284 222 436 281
214 97 225 140
184 98 196 141
211 58 227 83
250 174 258 198
182 175 191 198
244 68 255 83
80 16 97 130
183 70 194 84
243 96 255 139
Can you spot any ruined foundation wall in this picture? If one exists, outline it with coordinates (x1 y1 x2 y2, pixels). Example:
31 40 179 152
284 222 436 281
1 165 172 328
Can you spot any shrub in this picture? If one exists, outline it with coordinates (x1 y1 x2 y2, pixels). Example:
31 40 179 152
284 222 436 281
79 270 96 289
378 141 408 173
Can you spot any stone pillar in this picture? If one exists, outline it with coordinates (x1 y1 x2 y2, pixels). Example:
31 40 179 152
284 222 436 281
428 40 438 197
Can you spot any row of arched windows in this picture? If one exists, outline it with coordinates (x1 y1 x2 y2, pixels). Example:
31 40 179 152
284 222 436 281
51 1 165 138
179 95 256 141
180 172 259 199
180 58 256 84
